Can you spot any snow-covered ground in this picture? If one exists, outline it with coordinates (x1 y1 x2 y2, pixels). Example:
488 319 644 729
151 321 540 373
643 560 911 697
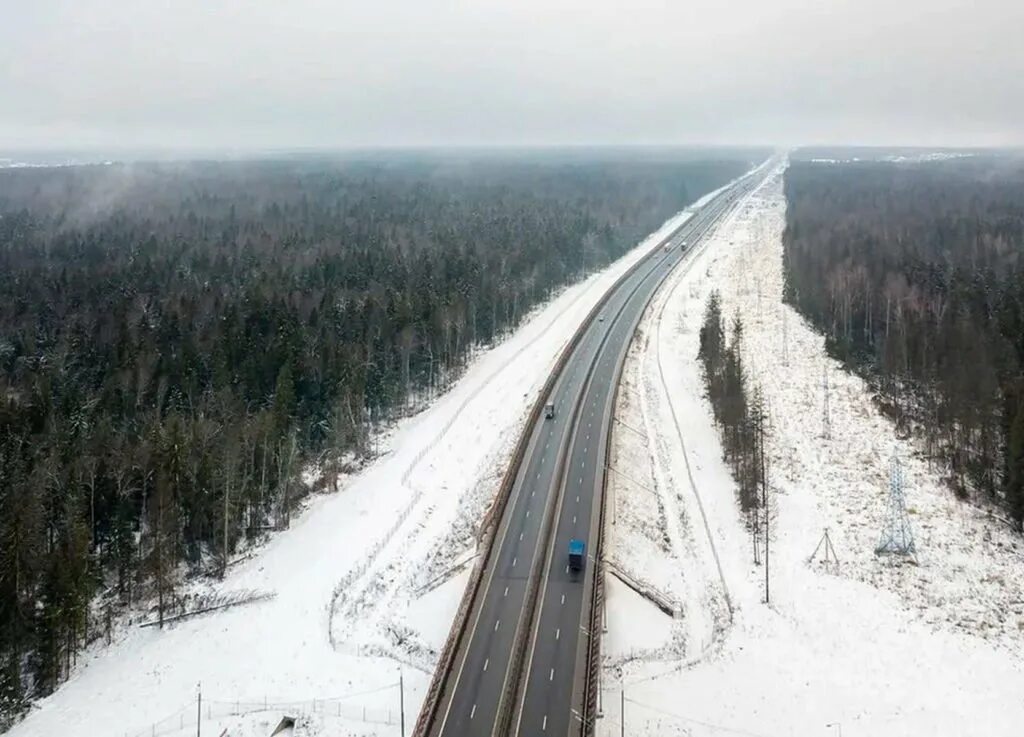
807 152 973 164
7 175 755 737
600 161 1024 737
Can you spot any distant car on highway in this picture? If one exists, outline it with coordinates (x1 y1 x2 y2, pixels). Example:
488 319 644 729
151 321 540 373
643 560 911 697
598 313 605 322
544 401 555 419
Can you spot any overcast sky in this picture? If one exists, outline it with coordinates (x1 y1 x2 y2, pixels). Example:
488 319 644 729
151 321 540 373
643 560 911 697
2 0 1022 151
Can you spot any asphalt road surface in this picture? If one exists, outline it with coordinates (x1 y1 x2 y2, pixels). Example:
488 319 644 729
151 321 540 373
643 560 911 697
427 161 771 737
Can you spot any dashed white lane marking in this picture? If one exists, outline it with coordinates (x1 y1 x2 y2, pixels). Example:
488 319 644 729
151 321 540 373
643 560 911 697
549 668 555 681
520 532 524 541
494 619 500 631
572 515 576 524
504 586 509 597
543 715 548 731
471 704 477 719
555 627 560 640
512 557 517 567
576 495 580 503
561 594 565 604
483 658 489 672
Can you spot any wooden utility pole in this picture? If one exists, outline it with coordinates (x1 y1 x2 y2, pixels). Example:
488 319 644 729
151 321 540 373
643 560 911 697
399 669 405 737
620 689 625 737
782 309 789 367
196 682 202 737
760 399 770 604
822 364 832 440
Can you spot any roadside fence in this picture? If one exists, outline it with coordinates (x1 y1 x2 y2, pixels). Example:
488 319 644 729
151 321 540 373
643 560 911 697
121 682 401 737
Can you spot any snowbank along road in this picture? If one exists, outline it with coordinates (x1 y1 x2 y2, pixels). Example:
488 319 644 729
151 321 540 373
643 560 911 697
8 165 751 737
599 162 1024 737
423 157 777 737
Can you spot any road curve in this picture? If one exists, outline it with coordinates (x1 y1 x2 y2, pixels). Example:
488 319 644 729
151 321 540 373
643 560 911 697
424 159 774 737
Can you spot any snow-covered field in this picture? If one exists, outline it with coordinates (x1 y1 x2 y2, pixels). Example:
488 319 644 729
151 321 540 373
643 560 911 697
7 177 754 737
807 152 973 164
600 161 1024 737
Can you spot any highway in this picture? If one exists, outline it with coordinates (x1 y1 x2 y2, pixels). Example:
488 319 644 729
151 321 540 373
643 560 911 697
423 160 772 737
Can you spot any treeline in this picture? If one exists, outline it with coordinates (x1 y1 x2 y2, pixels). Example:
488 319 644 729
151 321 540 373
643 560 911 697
783 156 1024 527
698 291 768 523
0 154 753 718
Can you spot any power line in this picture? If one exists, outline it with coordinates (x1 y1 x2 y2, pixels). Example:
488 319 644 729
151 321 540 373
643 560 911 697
207 680 401 707
624 697 779 737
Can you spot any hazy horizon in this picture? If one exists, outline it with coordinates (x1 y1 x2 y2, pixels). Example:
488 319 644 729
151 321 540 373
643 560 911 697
3 1 1022 151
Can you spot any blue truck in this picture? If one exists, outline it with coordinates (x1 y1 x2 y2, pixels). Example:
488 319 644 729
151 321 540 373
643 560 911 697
568 538 586 572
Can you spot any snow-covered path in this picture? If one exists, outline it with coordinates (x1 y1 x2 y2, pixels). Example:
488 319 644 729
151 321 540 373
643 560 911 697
8 185 744 737
601 162 1024 737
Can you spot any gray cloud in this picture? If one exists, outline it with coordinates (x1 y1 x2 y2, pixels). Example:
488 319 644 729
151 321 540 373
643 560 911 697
1 0 1022 150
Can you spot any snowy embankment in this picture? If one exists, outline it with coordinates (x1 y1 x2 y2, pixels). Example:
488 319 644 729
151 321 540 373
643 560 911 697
601 162 1024 737
8 177 748 737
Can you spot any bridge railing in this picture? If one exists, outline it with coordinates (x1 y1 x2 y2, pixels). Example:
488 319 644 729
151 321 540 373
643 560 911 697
412 190 717 737
578 171 761 735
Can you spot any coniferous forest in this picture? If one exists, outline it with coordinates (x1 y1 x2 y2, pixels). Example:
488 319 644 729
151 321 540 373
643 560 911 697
782 155 1024 529
0 153 754 716
698 291 769 533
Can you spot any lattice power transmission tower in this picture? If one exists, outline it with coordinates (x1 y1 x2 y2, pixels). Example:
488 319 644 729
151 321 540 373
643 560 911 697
809 528 840 572
875 450 916 558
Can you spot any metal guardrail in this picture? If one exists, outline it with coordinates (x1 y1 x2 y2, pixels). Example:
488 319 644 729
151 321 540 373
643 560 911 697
495 319 600 737
501 229 676 737
413 168 762 737
412 200 716 737
412 228 649 737
577 171 763 734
